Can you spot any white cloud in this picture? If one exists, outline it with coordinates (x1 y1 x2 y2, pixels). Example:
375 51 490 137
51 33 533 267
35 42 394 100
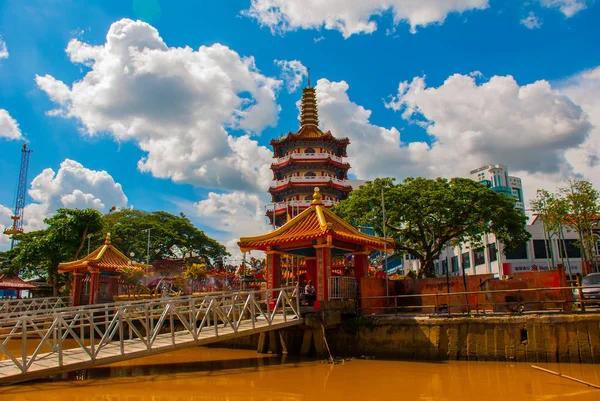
274 59 307 92
243 0 489 37
195 191 270 256
0 35 7 59
559 66 600 192
36 18 280 193
521 11 542 29
540 0 589 17
0 205 13 249
312 72 593 206
0 160 129 247
0 109 23 140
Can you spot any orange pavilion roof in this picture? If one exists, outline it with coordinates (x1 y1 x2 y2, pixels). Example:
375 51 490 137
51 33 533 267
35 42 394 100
58 233 151 273
239 188 394 252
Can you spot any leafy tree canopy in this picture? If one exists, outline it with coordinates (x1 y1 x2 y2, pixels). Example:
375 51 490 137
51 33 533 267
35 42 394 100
1 208 228 293
332 177 530 276
7 208 104 293
98 209 228 264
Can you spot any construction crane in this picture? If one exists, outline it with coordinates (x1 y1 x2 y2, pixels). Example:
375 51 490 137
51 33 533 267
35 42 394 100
4 143 33 249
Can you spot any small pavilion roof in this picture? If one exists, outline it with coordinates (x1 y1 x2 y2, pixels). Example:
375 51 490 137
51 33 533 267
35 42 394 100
239 188 394 253
58 233 151 274
0 274 37 290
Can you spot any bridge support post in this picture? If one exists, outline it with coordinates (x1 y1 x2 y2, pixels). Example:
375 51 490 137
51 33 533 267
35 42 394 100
257 330 287 355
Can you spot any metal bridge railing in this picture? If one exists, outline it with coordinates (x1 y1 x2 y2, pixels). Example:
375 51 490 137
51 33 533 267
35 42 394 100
0 286 301 376
0 296 70 320
328 276 358 300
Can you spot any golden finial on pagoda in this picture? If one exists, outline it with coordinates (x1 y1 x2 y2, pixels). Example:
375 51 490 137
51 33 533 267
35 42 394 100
311 187 323 205
307 67 311 88
105 232 112 245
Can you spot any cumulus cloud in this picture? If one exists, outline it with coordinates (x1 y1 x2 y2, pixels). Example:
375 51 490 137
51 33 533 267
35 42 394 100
0 109 23 140
0 160 129 248
0 205 13 249
521 12 542 29
559 67 600 191
243 0 489 37
312 73 593 205
385 74 590 175
274 59 307 92
0 35 7 59
195 191 270 255
540 0 589 17
36 18 280 193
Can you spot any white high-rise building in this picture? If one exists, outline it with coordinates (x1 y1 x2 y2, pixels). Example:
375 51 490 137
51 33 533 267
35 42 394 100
470 164 524 211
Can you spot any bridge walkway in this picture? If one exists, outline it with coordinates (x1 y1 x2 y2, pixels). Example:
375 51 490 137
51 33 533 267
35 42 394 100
0 286 302 385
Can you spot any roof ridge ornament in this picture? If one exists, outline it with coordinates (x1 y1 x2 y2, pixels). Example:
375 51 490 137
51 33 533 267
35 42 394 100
105 232 111 245
311 187 323 205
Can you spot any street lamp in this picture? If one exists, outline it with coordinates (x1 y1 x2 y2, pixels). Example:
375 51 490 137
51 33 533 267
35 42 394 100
141 228 152 285
87 233 92 255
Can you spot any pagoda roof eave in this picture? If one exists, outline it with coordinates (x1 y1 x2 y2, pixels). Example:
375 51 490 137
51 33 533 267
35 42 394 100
269 181 353 194
270 158 351 171
270 128 350 147
239 191 394 253
58 234 152 274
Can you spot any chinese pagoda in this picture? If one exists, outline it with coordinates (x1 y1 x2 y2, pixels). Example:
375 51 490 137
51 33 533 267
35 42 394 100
267 75 352 227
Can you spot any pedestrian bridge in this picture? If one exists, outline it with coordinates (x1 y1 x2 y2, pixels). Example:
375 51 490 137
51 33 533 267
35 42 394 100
0 286 302 385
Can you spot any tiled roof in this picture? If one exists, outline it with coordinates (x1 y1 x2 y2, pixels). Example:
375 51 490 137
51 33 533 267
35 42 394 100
0 275 37 290
239 189 394 252
58 233 151 273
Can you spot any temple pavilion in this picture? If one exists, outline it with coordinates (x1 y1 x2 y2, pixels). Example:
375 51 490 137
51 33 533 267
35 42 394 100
268 75 352 227
58 233 150 305
239 188 393 309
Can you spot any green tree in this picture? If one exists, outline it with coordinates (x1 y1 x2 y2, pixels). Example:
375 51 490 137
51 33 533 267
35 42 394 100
333 177 530 277
10 208 104 294
559 180 600 271
98 210 228 264
183 262 207 292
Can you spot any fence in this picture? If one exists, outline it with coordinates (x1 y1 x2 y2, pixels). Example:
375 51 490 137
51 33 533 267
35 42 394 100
328 276 358 300
359 285 600 315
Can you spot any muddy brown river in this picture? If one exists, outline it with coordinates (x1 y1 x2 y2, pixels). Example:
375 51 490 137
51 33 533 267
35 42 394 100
2 345 600 401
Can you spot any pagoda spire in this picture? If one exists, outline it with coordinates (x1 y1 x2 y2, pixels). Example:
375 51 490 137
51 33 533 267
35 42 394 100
300 69 319 128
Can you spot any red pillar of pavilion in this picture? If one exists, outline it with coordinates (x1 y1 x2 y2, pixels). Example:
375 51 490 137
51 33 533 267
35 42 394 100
265 249 282 289
314 243 333 309
108 275 119 301
265 249 282 310
304 257 316 284
353 250 369 280
88 269 100 305
71 272 83 306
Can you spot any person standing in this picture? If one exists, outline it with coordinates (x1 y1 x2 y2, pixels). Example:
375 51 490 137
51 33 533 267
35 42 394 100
305 280 316 306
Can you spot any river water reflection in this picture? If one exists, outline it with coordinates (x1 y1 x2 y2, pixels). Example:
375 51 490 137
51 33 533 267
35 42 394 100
2 346 600 401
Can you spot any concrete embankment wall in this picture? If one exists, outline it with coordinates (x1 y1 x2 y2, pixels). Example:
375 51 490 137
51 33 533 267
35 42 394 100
326 314 600 364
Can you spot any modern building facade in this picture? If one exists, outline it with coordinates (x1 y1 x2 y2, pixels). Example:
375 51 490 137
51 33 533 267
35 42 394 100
470 164 524 211
431 217 597 279
267 79 352 227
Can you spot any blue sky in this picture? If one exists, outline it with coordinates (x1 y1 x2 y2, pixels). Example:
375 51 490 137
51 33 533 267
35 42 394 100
1 0 599 253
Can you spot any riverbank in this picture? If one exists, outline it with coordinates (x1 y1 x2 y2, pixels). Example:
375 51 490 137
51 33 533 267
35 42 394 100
217 313 600 364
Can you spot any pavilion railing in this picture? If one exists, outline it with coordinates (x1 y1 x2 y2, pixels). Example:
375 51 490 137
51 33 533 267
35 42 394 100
0 296 70 320
0 286 301 376
328 276 358 300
